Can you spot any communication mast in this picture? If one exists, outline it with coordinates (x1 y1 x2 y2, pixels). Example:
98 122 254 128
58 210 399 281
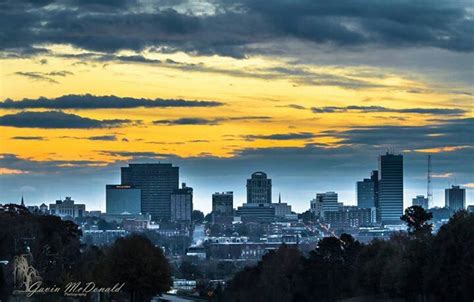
427 155 433 208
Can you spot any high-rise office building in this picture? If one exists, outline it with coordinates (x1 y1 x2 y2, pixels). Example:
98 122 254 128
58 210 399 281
412 195 429 210
212 192 234 215
357 177 376 209
246 172 272 204
170 183 193 222
445 185 466 211
371 170 379 209
106 185 141 215
378 153 404 224
121 163 179 221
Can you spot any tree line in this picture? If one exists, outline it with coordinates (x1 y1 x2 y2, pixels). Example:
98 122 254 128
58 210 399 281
219 207 474 302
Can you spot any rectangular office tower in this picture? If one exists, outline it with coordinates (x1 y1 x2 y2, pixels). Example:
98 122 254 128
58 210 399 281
212 192 234 215
170 183 193 222
357 172 378 209
106 185 141 215
445 185 466 211
378 153 404 224
121 163 179 221
247 172 272 203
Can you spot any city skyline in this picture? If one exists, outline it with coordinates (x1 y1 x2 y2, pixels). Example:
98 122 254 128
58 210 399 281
0 2 472 301
2 152 472 214
0 1 473 213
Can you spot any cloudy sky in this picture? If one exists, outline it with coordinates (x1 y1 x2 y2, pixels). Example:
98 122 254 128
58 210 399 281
0 0 473 213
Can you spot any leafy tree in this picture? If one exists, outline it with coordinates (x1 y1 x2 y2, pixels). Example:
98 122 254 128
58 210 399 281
222 245 301 302
0 204 82 289
425 211 474 301
298 210 315 224
208 223 223 236
204 213 213 223
104 234 172 302
178 260 202 279
192 210 204 224
97 218 119 230
401 205 433 237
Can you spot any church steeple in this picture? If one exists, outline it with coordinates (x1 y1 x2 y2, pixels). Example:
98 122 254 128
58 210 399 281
20 195 25 207
278 193 281 204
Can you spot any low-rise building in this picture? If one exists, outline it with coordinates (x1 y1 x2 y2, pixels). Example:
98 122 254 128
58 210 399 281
236 203 276 222
323 206 376 228
412 195 429 210
49 197 86 218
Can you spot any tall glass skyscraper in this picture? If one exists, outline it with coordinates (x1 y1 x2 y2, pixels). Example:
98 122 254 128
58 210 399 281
378 153 403 224
357 170 378 210
121 163 179 221
357 178 376 209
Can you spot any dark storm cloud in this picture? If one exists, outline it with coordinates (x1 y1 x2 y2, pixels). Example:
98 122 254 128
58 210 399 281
234 0 474 52
154 118 218 126
0 0 472 58
60 52 383 89
324 118 474 150
14 72 58 84
11 136 46 141
14 70 73 84
153 116 271 126
98 151 173 158
87 135 117 141
0 111 135 129
244 132 315 141
0 153 108 174
311 105 466 115
0 94 223 109
278 104 307 110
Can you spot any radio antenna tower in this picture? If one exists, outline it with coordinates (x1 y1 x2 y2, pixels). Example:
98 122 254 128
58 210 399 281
427 155 433 208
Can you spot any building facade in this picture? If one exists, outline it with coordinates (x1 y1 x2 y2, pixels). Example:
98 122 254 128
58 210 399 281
323 206 376 228
445 185 466 211
106 185 141 215
272 203 292 218
121 163 179 221
212 191 234 215
236 203 276 222
378 153 404 224
412 195 429 210
170 183 193 222
357 172 378 209
310 192 339 217
49 197 86 218
246 172 272 204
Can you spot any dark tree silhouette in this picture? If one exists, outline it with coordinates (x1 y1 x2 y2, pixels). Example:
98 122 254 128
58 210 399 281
298 210 315 223
401 205 433 237
425 211 474 301
221 212 474 302
178 260 202 279
192 210 204 224
223 245 301 302
0 204 82 289
104 234 172 302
